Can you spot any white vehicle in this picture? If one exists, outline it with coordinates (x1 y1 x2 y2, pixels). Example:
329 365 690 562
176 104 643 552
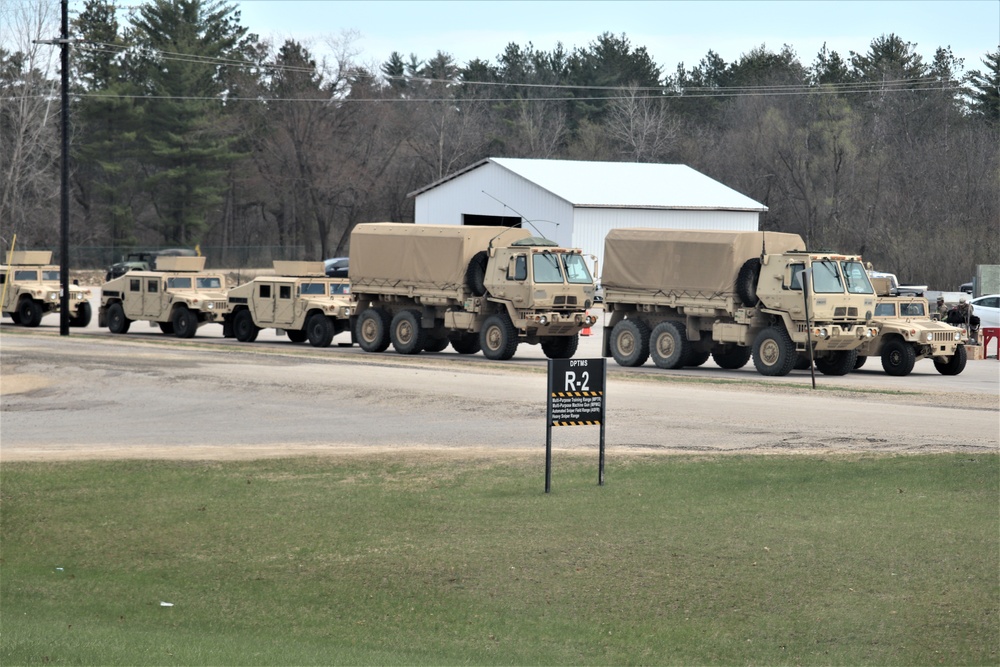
970 294 1000 329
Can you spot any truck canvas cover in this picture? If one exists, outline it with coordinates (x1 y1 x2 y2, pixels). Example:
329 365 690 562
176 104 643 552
603 229 805 294
350 223 532 290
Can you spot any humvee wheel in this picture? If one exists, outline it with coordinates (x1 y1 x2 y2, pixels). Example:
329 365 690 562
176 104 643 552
69 302 92 328
447 331 481 355
752 326 796 376
685 348 711 367
880 339 915 376
17 298 43 327
853 355 867 370
306 313 335 348
356 308 391 352
233 309 258 342
391 309 425 354
172 307 199 338
934 345 967 376
287 329 307 343
8 310 22 324
159 321 175 334
610 319 650 367
480 313 519 361
711 344 751 370
107 302 131 334
815 350 858 376
541 334 579 359
650 321 689 369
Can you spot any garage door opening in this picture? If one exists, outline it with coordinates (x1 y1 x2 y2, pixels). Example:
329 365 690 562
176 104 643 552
462 214 521 228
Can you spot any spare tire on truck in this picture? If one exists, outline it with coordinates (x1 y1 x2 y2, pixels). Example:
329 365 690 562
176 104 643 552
465 251 488 296
736 258 761 307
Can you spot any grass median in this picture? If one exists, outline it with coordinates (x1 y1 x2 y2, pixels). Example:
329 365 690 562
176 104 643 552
2 453 997 665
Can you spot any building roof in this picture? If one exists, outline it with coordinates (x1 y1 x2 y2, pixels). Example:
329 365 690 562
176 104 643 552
409 157 767 212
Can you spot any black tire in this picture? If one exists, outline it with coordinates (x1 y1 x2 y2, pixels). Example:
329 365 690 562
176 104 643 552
649 320 689 369
685 348 711 367
391 309 425 354
610 319 650 367
934 345 967 376
287 329 307 343
480 313 519 361
9 310 22 324
711 344 751 370
541 334 579 359
423 333 450 353
233 309 259 342
737 258 761 307
172 307 199 339
448 331 481 355
880 339 916 376
69 302 92 328
752 326 796 376
356 307 391 352
17 298 43 327
107 302 130 334
853 355 867 370
159 321 175 335
306 313 335 348
465 251 488 296
815 349 858 376
793 352 812 370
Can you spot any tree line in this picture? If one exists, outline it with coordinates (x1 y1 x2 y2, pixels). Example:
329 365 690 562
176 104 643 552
2 0 997 290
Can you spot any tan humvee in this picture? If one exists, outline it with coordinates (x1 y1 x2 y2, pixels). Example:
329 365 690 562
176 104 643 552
226 261 353 347
854 293 967 376
1 251 93 327
98 256 227 338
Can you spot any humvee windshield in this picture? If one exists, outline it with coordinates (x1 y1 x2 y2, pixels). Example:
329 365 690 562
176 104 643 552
167 277 192 289
329 283 350 295
875 303 897 317
42 270 60 281
196 277 222 289
14 270 38 280
900 302 925 317
300 283 325 295
561 254 593 284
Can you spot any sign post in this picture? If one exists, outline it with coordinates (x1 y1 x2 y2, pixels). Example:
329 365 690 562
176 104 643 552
545 358 607 493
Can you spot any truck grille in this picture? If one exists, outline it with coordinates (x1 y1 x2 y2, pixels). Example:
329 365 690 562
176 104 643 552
554 295 578 307
833 307 859 318
931 332 955 342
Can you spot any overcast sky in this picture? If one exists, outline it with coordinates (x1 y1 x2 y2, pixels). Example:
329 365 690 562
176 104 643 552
233 0 998 76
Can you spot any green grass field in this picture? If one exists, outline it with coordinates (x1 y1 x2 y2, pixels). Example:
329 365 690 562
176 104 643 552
2 453 997 666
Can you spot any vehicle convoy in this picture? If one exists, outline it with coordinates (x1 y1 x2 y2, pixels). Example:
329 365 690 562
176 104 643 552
99 256 227 338
601 229 879 376
349 223 597 360
853 290 967 376
1 251 93 327
226 261 353 347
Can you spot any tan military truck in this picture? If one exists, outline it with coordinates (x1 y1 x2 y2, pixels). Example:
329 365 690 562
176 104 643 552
350 223 597 360
98 256 227 338
602 229 879 376
854 290 967 376
226 261 353 347
1 251 93 327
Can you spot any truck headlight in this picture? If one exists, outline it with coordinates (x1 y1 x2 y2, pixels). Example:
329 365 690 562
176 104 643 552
954 332 961 341
48 291 59 301
925 332 933 342
538 315 549 326
206 302 214 310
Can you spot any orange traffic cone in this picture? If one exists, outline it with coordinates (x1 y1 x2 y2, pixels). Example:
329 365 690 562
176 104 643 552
581 311 592 336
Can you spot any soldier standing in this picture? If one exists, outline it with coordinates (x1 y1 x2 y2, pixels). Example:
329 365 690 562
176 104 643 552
936 296 948 320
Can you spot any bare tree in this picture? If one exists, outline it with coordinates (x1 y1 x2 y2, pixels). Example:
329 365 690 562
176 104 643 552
605 84 679 162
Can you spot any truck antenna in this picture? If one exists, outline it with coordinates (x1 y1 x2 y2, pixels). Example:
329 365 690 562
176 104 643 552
481 190 558 245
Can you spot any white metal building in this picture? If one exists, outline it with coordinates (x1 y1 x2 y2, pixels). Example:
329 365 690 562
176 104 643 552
409 157 767 274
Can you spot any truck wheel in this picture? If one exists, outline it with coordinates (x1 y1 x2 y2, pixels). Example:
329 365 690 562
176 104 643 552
934 345 967 376
233 309 258 342
650 321 689 369
357 308 391 352
880 339 916 376
737 258 761 307
172 307 199 339
423 333 450 353
391 309 426 354
815 350 858 376
466 251 488 296
448 332 481 355
793 352 812 370
159 322 175 334
287 330 307 343
752 326 796 376
711 344 751 369
306 313 335 348
854 355 867 370
69 302 92 327
610 319 650 367
17 298 43 327
8 310 22 324
107 302 131 334
541 334 579 359
685 348 711 367
480 313 519 361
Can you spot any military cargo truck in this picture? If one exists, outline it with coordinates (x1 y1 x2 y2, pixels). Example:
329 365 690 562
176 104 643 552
226 261 353 347
1 251 93 327
854 291 967 376
602 229 879 377
98 256 227 338
349 223 597 360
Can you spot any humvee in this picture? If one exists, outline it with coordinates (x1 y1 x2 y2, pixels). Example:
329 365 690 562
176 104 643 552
226 261 353 347
854 293 967 376
1 251 93 327
98 256 227 338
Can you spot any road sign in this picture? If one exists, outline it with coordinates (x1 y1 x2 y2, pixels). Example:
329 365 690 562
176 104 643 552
545 358 607 492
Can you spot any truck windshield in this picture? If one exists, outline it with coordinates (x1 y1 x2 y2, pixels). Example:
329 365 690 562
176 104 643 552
196 277 222 289
840 261 875 294
561 254 593 284
810 260 845 293
532 253 564 284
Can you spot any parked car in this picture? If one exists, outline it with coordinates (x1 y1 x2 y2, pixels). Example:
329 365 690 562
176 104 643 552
970 294 1000 329
324 257 349 278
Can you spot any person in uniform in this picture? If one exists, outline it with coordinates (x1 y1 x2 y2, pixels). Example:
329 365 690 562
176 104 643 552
935 296 948 320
